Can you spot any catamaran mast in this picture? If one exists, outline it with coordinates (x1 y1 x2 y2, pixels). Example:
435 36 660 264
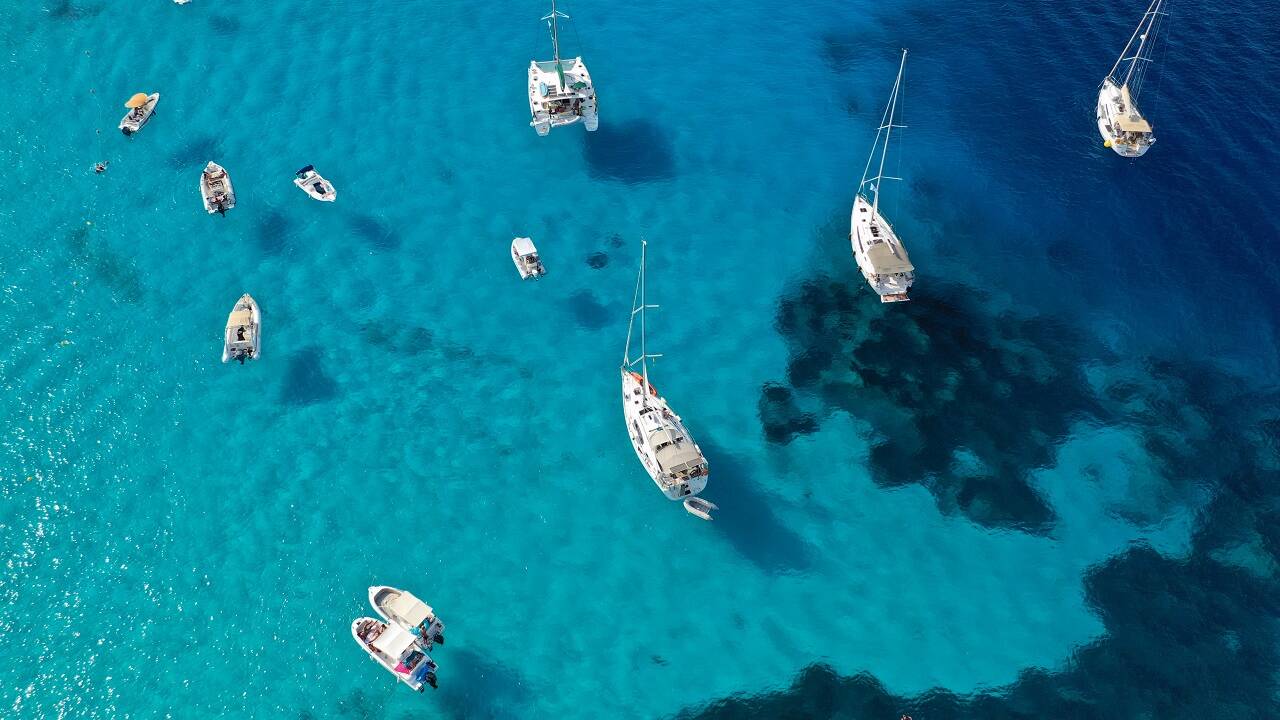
872 49 907 217
545 0 568 90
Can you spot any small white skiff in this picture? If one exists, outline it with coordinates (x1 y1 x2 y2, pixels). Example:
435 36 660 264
352 617 438 692
511 237 546 279
201 162 236 215
369 586 445 649
222 293 260 364
119 93 159 136
683 497 718 521
294 165 336 202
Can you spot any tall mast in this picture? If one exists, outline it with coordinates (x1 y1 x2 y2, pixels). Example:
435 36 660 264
544 0 568 90
872 49 907 217
639 240 650 401
622 240 660 406
1122 0 1162 91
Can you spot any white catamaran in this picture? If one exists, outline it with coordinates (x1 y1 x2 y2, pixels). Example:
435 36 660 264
621 241 714 520
851 49 914 303
1097 0 1167 157
528 0 598 136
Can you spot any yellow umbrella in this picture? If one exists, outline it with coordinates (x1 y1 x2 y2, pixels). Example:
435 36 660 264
124 93 150 109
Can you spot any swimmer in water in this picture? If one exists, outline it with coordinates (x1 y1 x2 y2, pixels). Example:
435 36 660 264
94 161 108 174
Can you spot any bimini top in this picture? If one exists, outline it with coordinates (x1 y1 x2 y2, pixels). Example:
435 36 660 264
866 241 914 274
649 427 704 476
227 308 252 327
512 236 537 256
388 591 434 627
371 623 417 658
1116 87 1153 133
1115 114 1152 133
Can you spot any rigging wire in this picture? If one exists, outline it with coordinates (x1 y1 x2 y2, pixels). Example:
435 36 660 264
1148 1 1172 117
894 55 906 220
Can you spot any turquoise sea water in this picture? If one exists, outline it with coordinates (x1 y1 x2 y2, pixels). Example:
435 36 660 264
3 1 1279 718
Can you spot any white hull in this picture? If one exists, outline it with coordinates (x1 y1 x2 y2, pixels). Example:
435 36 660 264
294 167 336 202
368 585 445 643
528 58 598 136
1096 80 1155 158
850 195 913 302
222 293 260 363
351 618 432 692
511 237 546 279
118 93 159 136
201 162 236 214
621 369 709 501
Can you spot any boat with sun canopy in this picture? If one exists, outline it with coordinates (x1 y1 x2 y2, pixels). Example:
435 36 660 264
851 49 914 303
621 240 713 519
1097 0 1168 157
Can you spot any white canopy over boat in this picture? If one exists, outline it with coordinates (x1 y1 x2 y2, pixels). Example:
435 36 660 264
512 236 537 256
372 624 417 658
388 592 434 628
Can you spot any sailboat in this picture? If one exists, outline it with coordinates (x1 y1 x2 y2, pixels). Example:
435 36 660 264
621 241 714 520
851 49 914 303
1097 0 1167 157
528 0 598 136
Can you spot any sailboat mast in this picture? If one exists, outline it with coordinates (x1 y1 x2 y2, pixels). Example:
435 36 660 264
1121 0 1161 90
547 0 567 90
549 0 562 63
639 239 650 402
873 49 907 217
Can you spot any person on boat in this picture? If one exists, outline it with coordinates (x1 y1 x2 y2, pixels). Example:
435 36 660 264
236 327 246 341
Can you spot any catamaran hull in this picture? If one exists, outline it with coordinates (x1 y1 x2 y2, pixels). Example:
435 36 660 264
1096 82 1154 158
527 59 598 136
621 369 708 501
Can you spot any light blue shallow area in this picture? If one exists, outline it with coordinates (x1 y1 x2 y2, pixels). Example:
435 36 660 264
2 0 1278 718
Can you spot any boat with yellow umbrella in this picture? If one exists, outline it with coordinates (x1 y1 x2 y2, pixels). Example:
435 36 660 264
118 92 159 136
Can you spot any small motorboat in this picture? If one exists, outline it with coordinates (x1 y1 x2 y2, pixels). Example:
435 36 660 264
683 496 718 521
352 617 438 692
293 165 336 202
369 586 445 649
511 237 546 279
222 293 260 364
201 162 236 215
118 93 159 136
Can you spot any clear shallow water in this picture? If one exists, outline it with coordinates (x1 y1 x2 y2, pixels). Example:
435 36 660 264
2 0 1279 718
